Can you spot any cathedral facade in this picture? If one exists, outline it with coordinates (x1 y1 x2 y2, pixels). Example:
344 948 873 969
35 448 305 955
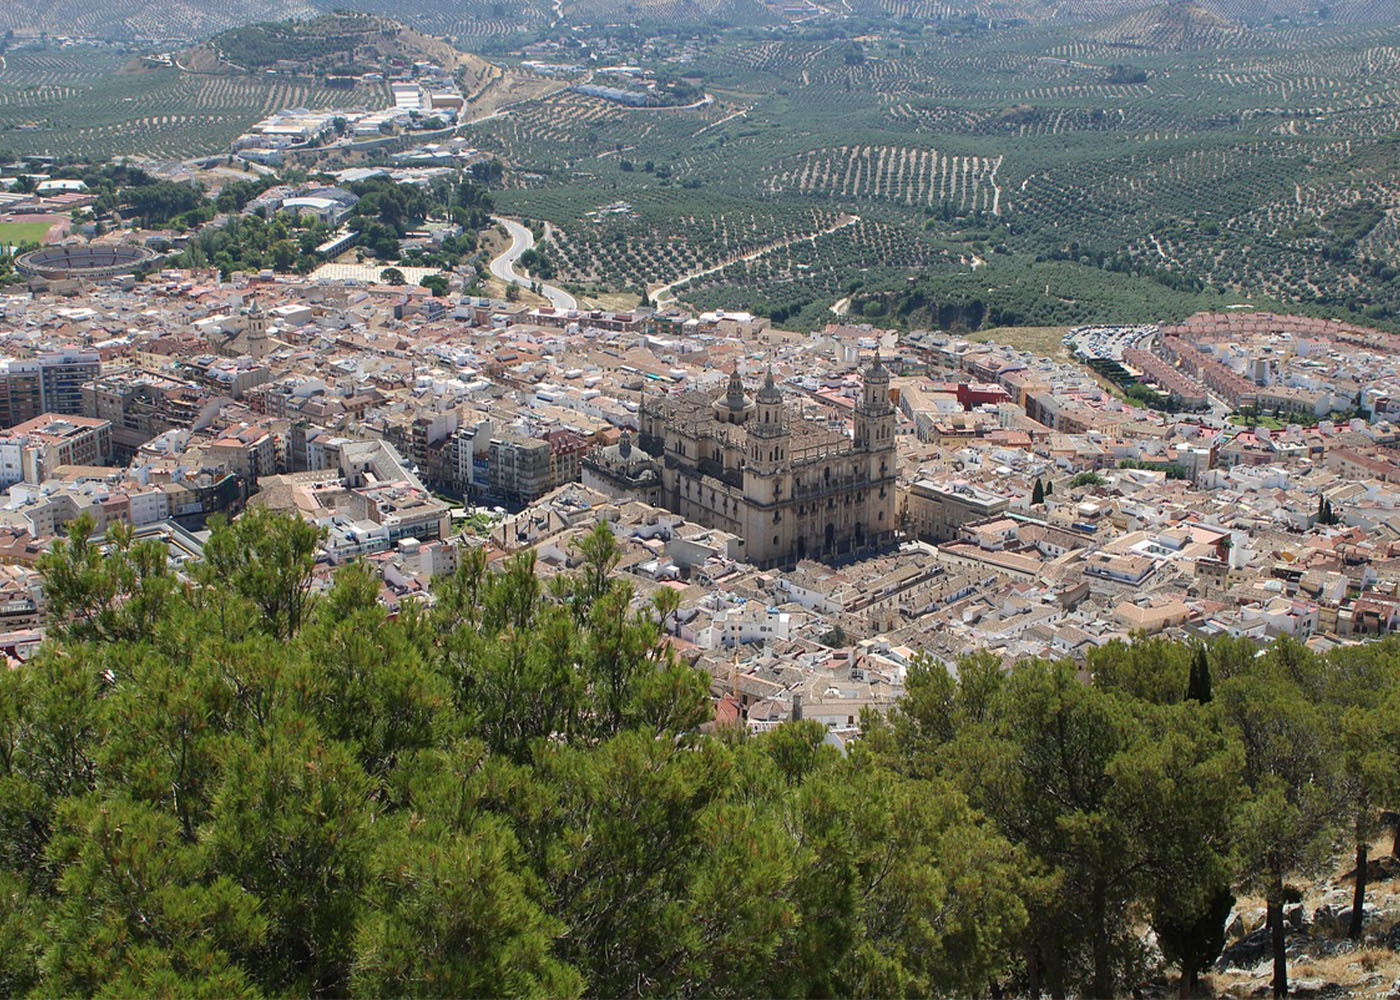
637 354 898 568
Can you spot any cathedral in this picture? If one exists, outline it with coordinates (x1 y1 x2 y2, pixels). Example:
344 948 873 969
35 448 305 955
635 353 898 568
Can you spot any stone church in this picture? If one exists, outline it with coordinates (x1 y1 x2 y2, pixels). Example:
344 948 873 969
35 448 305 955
634 354 898 567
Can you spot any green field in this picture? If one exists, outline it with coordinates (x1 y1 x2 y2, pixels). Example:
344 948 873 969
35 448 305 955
0 220 55 244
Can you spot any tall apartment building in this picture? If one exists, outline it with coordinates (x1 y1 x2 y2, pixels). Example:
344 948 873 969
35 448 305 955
82 370 205 458
489 432 552 505
546 429 592 489
443 419 494 495
0 351 102 428
0 413 113 486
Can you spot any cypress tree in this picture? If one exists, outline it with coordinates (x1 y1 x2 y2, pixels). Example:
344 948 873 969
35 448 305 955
1031 478 1045 506
1187 645 1212 704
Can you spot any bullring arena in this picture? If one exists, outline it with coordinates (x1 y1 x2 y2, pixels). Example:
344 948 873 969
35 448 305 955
15 244 159 280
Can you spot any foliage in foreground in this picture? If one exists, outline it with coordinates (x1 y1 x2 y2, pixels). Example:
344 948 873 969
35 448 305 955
1 512 1396 997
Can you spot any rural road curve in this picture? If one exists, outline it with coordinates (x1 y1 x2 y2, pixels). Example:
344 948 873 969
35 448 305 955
488 216 578 311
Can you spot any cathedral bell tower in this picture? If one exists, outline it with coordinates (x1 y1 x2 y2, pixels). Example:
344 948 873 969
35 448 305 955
743 366 793 565
245 300 268 336
854 351 897 550
748 366 789 470
854 350 894 453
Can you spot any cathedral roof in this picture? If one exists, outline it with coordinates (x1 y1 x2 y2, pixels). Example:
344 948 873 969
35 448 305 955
593 431 660 479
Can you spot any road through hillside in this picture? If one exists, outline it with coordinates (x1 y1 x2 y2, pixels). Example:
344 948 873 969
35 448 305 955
488 216 578 311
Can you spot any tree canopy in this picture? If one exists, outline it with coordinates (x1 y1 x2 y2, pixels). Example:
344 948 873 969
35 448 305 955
0 512 1387 997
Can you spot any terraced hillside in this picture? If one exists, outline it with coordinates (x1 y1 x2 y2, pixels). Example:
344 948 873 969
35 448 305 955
2 0 1394 43
0 49 388 161
5 0 1400 333
468 11 1400 330
0 0 318 42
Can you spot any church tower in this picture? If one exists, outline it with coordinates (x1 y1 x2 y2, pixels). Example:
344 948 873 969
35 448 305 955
854 351 897 550
244 300 268 338
242 300 271 360
749 366 789 472
743 366 793 565
855 351 894 452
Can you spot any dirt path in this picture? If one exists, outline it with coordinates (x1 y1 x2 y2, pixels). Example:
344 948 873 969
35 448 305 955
648 214 859 307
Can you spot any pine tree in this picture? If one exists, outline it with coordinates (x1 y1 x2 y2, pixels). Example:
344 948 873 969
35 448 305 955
1220 639 1342 998
1156 886 1234 998
1326 645 1400 941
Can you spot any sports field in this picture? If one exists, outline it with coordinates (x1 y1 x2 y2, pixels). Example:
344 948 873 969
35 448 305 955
0 220 55 245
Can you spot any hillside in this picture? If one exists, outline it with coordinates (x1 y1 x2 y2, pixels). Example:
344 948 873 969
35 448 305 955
188 14 491 79
1082 1 1249 50
0 0 318 42
206 14 405 71
167 15 495 108
0 0 1392 41
559 0 781 25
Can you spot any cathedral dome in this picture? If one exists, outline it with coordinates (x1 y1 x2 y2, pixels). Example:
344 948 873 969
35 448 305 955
593 431 660 482
712 364 755 424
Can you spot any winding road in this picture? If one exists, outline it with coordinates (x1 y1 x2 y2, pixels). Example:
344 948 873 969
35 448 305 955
488 215 578 310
